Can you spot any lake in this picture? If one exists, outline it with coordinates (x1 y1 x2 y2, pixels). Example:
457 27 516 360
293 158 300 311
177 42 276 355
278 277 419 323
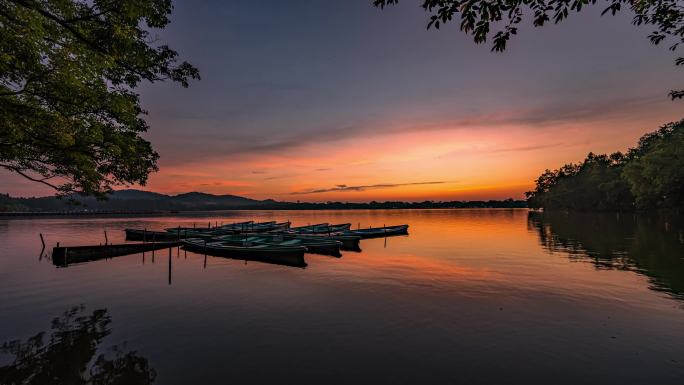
1 209 683 384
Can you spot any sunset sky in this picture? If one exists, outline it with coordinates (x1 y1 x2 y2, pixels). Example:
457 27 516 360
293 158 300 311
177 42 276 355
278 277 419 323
1 0 682 201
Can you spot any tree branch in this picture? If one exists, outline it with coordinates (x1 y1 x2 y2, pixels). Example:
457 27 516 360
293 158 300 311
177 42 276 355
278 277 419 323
0 163 60 190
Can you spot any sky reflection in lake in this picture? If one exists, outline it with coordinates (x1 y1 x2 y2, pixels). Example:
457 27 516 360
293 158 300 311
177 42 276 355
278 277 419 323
1 209 683 384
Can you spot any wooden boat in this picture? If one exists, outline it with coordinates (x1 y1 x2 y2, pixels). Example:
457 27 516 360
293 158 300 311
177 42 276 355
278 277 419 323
53 241 181 267
177 221 289 234
280 233 361 251
223 221 290 233
214 234 342 256
164 221 255 233
125 228 189 241
216 220 254 229
182 238 306 268
288 223 351 234
344 224 409 239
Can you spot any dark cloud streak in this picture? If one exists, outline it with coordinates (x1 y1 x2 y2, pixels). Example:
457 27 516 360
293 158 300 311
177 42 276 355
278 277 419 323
290 181 451 195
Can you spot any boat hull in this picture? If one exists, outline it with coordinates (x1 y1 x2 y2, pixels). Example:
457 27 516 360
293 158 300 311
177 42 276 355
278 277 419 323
345 225 409 239
125 229 186 241
281 233 361 251
212 234 342 257
182 239 307 268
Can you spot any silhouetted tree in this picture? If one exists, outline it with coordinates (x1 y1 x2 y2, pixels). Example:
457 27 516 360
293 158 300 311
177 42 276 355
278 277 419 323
373 0 684 99
0 0 199 198
526 119 684 211
526 152 633 211
623 120 684 209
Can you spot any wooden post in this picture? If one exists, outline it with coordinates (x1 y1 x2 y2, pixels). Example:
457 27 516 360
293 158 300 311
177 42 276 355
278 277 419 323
104 230 108 245
39 233 45 248
143 228 147 243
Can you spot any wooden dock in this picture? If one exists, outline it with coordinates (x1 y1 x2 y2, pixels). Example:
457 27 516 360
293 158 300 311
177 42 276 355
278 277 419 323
52 241 181 267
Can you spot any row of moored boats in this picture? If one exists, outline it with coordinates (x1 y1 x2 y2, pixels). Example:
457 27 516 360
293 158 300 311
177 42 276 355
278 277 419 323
124 221 409 267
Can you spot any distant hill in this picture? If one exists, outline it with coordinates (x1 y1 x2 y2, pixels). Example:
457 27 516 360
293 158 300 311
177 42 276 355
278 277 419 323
0 189 269 212
0 189 527 213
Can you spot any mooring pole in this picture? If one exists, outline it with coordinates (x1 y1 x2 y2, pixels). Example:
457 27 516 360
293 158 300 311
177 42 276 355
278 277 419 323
168 247 172 286
104 230 108 245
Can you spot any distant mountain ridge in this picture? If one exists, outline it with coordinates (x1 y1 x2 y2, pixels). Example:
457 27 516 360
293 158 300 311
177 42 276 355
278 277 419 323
0 189 270 212
0 189 527 213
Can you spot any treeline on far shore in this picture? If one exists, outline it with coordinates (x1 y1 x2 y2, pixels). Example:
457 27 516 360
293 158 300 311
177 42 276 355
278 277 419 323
254 199 527 210
0 192 527 213
526 119 684 212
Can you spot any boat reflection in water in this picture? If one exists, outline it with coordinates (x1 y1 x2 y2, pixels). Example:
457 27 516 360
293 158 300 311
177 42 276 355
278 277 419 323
528 211 684 300
0 306 156 385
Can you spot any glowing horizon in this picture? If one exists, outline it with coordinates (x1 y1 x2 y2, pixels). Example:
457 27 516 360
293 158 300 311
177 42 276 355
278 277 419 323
1 1 682 201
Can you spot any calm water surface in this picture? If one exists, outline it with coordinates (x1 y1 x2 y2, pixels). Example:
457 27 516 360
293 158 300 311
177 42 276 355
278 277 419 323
1 209 683 384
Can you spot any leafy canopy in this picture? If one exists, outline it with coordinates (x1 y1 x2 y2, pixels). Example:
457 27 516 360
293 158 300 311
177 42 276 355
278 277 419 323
0 0 199 197
526 119 684 211
373 0 684 99
622 120 684 208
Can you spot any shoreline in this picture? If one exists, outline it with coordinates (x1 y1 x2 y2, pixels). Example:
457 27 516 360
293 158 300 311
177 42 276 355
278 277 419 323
0 207 531 218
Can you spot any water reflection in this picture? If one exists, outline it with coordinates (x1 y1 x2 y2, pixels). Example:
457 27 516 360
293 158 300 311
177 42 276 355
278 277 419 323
0 306 156 385
528 211 684 300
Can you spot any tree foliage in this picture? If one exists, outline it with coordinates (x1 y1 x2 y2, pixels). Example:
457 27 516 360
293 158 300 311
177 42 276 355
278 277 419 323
0 0 199 198
622 120 684 208
373 0 684 99
526 119 684 211
525 152 634 211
